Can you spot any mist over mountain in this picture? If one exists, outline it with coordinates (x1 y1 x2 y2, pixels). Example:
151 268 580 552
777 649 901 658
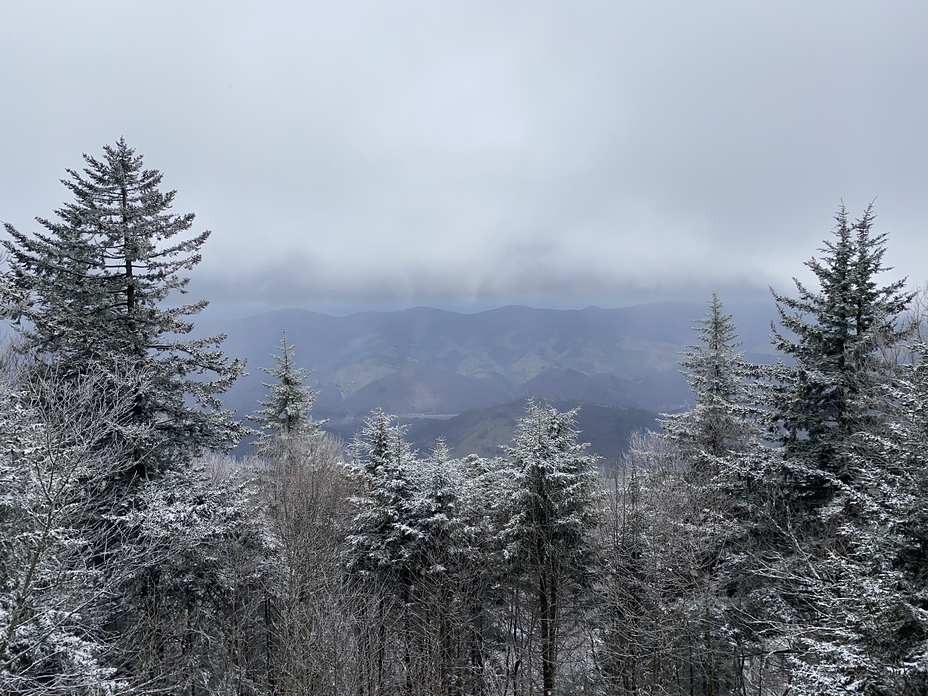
201 301 779 459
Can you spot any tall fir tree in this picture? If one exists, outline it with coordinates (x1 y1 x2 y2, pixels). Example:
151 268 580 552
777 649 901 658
654 296 765 692
769 204 912 501
2 139 244 477
502 400 599 696
346 409 422 583
345 409 422 695
760 205 917 693
253 330 320 455
661 292 758 467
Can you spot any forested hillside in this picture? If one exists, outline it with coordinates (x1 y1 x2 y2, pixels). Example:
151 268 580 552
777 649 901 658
201 301 776 460
2 141 927 695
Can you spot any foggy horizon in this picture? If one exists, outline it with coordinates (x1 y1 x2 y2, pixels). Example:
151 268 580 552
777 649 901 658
3 2 926 314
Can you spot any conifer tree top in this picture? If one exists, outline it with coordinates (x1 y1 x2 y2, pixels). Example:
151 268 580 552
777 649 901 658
2 139 244 476
254 329 320 449
768 203 913 488
662 293 758 462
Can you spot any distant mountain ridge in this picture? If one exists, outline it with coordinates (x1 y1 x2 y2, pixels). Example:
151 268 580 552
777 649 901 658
199 302 778 459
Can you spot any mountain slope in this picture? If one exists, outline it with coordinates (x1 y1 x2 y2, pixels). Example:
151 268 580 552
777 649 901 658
397 399 659 466
201 301 777 455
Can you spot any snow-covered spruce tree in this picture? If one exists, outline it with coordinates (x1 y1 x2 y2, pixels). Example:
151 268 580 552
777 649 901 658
117 454 273 695
2 138 244 478
769 204 912 504
755 205 917 693
252 335 351 692
345 409 421 694
401 441 501 695
253 330 320 456
502 401 600 696
662 292 759 466
767 341 928 696
346 409 420 583
346 416 504 695
852 342 928 694
647 295 766 693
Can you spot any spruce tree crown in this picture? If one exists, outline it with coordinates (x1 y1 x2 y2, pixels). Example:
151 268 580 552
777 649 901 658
2 138 244 476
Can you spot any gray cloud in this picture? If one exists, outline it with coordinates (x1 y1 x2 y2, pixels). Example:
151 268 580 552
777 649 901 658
2 1 926 314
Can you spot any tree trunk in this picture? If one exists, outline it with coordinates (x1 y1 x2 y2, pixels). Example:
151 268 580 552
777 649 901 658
539 571 556 696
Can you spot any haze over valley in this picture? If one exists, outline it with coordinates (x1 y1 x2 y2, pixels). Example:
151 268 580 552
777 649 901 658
209 301 778 460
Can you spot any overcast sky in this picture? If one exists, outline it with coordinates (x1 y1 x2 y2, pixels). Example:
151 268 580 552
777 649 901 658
2 1 926 314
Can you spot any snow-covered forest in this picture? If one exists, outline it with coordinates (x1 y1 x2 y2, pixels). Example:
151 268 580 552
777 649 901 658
2 141 927 695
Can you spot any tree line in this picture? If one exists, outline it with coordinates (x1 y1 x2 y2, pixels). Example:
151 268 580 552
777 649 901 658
0 140 926 694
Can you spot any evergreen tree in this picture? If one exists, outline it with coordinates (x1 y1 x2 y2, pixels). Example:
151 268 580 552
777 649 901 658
400 442 491 694
346 409 421 582
778 343 928 695
253 330 320 455
862 343 928 693
662 292 758 467
2 139 244 477
118 456 272 694
758 205 917 692
345 410 420 694
769 204 911 500
652 296 765 693
502 401 599 696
